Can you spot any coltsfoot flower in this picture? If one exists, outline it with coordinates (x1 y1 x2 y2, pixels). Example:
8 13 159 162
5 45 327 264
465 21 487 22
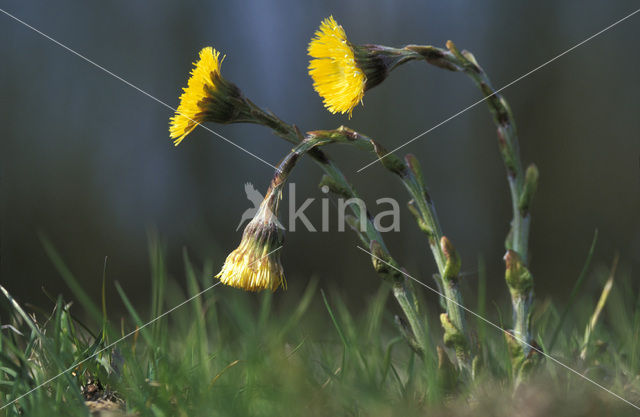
215 142 309 292
170 47 245 145
308 16 366 117
216 198 285 292
308 16 405 117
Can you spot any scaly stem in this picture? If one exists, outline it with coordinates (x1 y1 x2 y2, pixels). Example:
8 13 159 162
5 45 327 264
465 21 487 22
307 127 472 371
401 159 470 369
244 101 428 356
404 42 538 356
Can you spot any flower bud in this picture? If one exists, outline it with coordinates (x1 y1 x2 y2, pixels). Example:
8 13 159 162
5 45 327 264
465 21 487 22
440 313 466 350
441 236 461 283
518 163 539 216
504 250 534 297
407 200 432 235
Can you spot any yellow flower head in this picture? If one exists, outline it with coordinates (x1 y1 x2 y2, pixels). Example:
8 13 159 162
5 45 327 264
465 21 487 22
170 47 244 145
308 17 409 118
308 16 366 117
216 137 308 292
216 200 286 292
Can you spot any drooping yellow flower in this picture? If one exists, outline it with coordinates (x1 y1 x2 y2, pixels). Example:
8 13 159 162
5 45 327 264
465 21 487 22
216 200 286 292
308 16 366 117
169 47 244 146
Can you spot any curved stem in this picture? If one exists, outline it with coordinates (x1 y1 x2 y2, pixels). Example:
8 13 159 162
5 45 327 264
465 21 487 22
245 102 428 356
307 127 472 371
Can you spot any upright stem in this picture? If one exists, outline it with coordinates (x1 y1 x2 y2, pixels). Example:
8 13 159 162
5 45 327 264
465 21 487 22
402 165 470 369
408 42 538 355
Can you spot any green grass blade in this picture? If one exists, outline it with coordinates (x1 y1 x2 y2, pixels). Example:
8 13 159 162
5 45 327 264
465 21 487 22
40 234 103 324
579 255 617 360
548 229 598 351
183 248 209 368
148 232 167 347
476 255 487 345
320 289 349 350
114 281 154 347
277 278 318 339
101 256 109 343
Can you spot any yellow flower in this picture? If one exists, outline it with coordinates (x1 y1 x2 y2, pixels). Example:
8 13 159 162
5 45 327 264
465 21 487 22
216 136 311 292
169 47 244 146
216 202 286 292
308 16 366 117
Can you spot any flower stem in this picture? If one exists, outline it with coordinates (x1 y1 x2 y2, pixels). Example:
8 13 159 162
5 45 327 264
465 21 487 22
409 42 538 356
308 127 472 372
244 102 428 356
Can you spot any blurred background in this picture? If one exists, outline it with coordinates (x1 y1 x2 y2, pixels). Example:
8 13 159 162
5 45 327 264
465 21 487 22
1 1 639 318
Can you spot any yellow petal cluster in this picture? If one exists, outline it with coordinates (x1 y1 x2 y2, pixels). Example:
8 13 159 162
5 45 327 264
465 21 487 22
169 47 223 146
216 206 285 292
308 16 366 117
216 240 285 292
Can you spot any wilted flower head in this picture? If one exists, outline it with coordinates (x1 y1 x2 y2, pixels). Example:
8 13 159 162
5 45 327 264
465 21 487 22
308 16 403 117
215 151 306 292
170 47 245 145
216 193 286 292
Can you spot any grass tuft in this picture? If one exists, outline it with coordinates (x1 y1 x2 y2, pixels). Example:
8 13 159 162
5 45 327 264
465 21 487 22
0 241 639 416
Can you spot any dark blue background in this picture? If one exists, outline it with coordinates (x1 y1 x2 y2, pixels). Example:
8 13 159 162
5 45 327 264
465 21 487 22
1 1 638 314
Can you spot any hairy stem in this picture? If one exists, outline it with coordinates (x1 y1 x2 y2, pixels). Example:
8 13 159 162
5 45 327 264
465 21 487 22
406 43 538 355
244 102 428 356
308 127 472 371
